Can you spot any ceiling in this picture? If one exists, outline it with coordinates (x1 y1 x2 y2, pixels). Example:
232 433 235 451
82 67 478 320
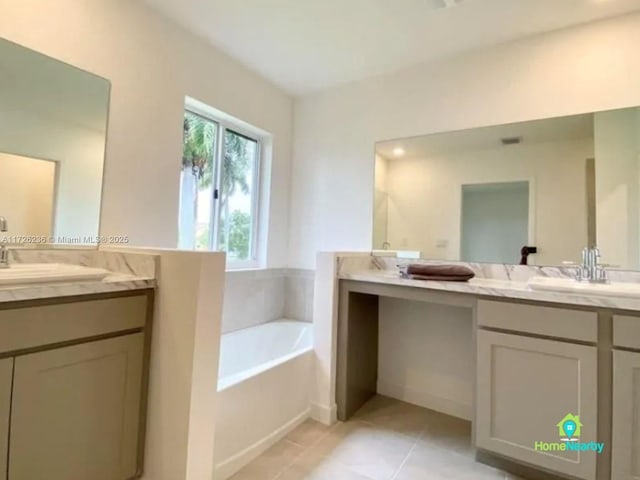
376 113 594 159
143 0 640 95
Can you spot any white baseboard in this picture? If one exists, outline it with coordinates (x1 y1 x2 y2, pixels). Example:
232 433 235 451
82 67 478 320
377 380 472 421
309 402 337 425
214 409 310 480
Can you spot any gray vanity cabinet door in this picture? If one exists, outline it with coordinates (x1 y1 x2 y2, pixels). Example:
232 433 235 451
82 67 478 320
476 330 598 480
0 358 12 479
612 350 640 480
8 334 144 480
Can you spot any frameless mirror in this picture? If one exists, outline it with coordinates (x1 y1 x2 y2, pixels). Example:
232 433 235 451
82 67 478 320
374 107 640 270
0 38 110 247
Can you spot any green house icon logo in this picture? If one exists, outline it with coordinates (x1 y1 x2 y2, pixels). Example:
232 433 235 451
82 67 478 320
557 413 582 440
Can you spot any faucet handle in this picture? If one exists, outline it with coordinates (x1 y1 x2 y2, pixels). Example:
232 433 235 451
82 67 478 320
581 247 589 267
598 267 608 283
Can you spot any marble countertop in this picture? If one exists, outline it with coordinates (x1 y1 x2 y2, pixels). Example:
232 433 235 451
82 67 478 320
0 248 159 303
339 270 640 311
0 272 155 303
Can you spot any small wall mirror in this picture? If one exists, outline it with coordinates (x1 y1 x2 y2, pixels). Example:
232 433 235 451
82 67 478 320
0 38 110 247
374 107 640 270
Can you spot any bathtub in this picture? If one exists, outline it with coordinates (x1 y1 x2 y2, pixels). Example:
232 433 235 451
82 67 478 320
214 320 314 479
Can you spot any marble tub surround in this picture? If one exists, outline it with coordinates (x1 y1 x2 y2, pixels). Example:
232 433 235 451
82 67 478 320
223 268 285 333
223 268 314 333
284 269 315 323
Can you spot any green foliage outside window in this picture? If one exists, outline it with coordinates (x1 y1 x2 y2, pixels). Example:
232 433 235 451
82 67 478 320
182 112 254 259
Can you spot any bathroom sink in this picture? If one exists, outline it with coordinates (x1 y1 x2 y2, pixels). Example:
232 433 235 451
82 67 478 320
528 276 640 298
0 263 110 286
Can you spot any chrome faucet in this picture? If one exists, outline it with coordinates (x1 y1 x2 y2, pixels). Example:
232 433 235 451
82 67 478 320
576 246 607 283
0 217 8 269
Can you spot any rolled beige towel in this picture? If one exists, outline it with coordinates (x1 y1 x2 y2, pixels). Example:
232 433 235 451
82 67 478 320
405 264 475 282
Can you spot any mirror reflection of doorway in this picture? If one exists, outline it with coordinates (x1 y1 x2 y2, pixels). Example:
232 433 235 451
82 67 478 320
461 181 530 264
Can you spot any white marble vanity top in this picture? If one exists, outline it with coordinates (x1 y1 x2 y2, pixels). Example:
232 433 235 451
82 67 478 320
339 269 640 311
0 271 155 303
0 249 157 303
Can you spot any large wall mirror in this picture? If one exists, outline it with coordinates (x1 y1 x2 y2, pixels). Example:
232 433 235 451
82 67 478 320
374 107 640 270
0 38 110 246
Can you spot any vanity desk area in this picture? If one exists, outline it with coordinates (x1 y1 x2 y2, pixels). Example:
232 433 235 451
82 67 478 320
328 108 640 480
335 260 640 480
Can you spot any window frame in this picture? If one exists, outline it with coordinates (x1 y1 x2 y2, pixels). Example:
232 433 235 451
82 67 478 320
183 105 263 269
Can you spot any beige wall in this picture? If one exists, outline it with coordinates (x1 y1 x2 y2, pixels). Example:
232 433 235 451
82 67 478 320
594 107 640 269
0 152 55 237
0 0 293 266
291 12 640 268
381 138 593 265
379 298 473 420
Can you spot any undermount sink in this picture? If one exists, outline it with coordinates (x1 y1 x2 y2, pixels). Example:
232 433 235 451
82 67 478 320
528 276 640 298
0 263 110 286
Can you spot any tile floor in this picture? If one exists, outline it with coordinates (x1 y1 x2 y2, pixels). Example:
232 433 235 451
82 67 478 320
230 395 525 480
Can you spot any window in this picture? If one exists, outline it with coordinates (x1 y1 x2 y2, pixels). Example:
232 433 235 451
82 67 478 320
179 108 261 267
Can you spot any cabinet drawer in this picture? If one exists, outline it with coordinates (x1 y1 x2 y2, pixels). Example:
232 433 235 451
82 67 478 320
477 300 597 342
0 294 147 354
613 315 640 350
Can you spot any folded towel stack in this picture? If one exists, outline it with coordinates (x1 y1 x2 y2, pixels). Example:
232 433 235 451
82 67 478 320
405 264 475 282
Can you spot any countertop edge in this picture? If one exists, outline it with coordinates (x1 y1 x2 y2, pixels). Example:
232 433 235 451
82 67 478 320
339 272 640 312
0 276 156 303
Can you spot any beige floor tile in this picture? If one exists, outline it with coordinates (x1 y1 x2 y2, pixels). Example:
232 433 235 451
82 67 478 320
286 419 333 448
308 420 415 480
419 411 473 458
230 439 304 480
394 442 506 480
276 452 374 480
232 397 515 480
353 395 433 439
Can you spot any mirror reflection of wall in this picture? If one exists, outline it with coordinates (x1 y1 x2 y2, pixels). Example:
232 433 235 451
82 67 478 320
373 154 390 250
373 112 628 266
0 153 56 237
0 38 110 245
594 107 640 270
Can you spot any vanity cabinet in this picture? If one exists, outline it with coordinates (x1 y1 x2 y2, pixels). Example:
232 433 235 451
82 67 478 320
612 350 640 480
0 358 12 478
476 301 598 480
0 291 153 480
8 334 144 480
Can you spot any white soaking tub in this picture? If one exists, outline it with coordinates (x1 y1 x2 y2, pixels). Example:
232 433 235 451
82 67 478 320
214 320 314 479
